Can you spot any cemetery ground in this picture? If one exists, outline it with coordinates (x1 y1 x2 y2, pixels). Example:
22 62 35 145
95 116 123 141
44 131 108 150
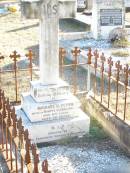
0 10 130 173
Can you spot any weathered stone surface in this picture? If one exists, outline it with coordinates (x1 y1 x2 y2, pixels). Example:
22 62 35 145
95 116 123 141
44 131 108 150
16 106 90 143
21 0 76 19
21 0 76 84
19 0 90 144
30 80 70 102
21 93 80 122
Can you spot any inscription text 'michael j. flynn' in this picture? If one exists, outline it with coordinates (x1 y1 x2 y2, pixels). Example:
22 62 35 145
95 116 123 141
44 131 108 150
41 1 58 18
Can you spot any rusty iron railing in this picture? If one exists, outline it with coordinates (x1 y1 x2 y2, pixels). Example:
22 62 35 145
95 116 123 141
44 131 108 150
0 48 130 123
0 50 39 103
0 89 51 173
59 47 130 123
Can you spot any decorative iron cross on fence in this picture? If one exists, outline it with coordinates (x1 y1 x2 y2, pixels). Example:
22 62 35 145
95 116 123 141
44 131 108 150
0 54 4 86
26 50 34 81
115 61 122 115
123 64 130 120
10 51 20 102
107 57 113 108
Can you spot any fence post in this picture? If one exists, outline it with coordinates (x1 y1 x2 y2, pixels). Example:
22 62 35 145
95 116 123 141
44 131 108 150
0 89 2 110
17 118 24 173
11 107 18 173
24 129 31 172
0 90 3 148
115 61 122 115
100 53 106 103
10 51 20 103
107 57 113 109
7 107 13 170
93 50 99 98
0 54 4 88
26 50 33 81
71 47 81 95
123 64 130 121
1 92 6 149
32 144 39 173
59 48 66 79
87 48 92 92
42 160 51 173
4 98 9 160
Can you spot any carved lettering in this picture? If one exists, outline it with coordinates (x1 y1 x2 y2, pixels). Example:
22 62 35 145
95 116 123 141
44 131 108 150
52 4 58 14
41 1 58 18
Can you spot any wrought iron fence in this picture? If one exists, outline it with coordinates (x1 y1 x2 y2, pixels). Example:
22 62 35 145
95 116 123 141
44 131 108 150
59 47 130 123
0 48 130 123
0 50 39 103
0 89 51 173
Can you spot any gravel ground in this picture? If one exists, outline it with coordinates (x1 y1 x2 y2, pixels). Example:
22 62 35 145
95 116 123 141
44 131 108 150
39 137 130 173
0 10 130 173
0 153 9 173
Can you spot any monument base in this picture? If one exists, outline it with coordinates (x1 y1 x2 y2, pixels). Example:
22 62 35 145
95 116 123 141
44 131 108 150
19 79 90 144
21 93 80 122
30 80 70 102
16 106 90 144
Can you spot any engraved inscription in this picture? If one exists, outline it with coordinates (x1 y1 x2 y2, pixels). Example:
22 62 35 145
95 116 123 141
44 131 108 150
41 1 58 18
100 9 122 26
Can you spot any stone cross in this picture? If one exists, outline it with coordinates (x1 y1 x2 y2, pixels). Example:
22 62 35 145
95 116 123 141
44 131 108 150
21 0 76 84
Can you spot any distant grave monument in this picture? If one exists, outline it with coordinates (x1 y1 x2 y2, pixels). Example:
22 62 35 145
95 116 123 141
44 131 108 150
91 0 125 39
17 0 90 143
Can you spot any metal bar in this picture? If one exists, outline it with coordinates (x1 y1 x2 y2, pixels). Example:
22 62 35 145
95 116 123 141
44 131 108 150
123 65 130 121
100 53 105 103
5 124 8 159
124 85 128 121
9 133 13 170
21 155 24 173
14 144 18 173
115 61 122 115
107 57 113 109
71 47 81 95
14 60 18 103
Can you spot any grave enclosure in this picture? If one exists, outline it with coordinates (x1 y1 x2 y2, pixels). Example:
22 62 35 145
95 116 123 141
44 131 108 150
17 0 90 144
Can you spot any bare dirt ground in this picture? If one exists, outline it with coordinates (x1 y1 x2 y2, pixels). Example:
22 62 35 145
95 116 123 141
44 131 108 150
0 12 39 57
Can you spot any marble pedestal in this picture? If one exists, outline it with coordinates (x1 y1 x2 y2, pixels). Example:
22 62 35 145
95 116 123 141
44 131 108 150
17 80 90 144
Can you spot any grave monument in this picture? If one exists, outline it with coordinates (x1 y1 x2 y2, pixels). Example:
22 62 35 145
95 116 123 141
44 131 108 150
91 0 125 39
16 0 90 143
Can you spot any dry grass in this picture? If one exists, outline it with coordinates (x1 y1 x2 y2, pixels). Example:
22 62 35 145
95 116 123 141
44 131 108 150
112 39 130 48
0 69 39 102
111 50 130 57
95 92 130 121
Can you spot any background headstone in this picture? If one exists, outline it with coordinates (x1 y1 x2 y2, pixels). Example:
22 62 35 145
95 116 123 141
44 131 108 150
91 0 125 39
